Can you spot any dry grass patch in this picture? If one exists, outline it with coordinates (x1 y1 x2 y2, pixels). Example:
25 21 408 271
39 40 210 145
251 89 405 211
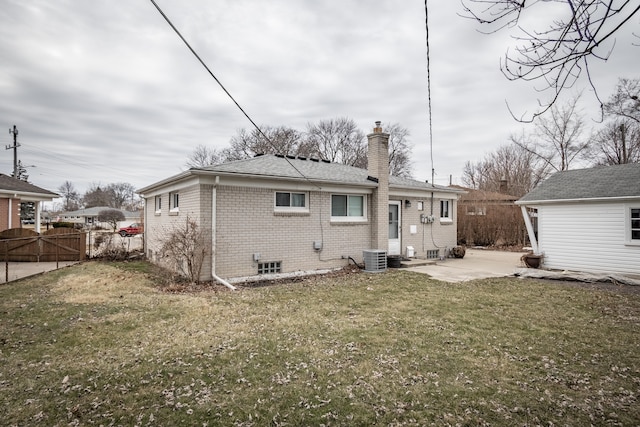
0 261 639 426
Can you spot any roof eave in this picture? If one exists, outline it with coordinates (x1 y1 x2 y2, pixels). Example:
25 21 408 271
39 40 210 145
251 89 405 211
138 169 379 194
516 195 640 205
0 189 59 200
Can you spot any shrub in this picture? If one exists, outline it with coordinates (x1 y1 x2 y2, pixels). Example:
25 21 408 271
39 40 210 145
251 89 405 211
97 209 125 232
159 216 210 284
52 222 74 229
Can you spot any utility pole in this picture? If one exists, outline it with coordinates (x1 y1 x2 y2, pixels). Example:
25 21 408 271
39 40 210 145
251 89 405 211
6 125 20 178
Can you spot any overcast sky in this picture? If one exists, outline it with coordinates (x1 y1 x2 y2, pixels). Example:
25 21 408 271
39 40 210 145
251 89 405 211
1 1 638 200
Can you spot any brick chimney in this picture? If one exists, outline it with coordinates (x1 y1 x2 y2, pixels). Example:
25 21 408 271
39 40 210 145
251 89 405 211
367 121 390 250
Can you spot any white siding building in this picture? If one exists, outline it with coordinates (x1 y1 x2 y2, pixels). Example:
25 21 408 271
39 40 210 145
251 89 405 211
516 164 640 276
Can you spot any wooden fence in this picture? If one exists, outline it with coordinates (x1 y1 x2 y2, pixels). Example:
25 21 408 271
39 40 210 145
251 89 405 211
0 228 87 262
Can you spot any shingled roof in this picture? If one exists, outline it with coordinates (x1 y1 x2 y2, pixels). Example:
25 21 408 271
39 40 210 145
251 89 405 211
0 173 58 199
517 163 640 204
195 154 462 193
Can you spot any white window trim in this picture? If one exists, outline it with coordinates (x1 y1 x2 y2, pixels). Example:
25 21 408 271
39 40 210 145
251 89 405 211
169 192 179 214
440 199 453 224
330 194 367 222
154 195 162 215
274 191 309 213
625 204 640 246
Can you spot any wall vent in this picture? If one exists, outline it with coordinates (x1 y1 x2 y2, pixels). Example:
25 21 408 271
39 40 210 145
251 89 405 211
363 250 387 273
426 249 439 259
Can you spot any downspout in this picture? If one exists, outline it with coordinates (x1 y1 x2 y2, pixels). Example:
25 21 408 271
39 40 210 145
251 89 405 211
35 201 42 233
211 176 237 291
142 195 147 256
8 198 12 229
520 205 538 253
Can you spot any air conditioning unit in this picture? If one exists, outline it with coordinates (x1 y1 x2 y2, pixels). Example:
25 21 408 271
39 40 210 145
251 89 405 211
363 250 387 273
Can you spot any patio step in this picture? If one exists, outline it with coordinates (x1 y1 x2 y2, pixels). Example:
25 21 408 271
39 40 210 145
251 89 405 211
399 258 438 268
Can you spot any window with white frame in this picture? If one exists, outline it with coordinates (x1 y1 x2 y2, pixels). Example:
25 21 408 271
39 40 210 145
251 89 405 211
274 191 308 211
169 192 179 213
440 200 452 223
465 205 486 216
331 194 366 221
154 195 162 214
628 206 640 244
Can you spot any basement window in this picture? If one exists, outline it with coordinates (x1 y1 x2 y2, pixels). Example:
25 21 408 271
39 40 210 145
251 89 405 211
426 249 439 259
258 261 281 274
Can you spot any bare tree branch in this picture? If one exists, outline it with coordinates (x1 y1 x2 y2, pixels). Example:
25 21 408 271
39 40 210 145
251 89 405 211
461 0 640 121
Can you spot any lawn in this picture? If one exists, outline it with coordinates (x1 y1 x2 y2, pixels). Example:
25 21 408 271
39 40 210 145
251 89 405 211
1 261 639 426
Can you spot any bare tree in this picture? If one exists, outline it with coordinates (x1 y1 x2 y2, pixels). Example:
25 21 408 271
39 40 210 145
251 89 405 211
97 209 125 232
187 118 415 175
587 118 640 165
588 77 640 164
603 77 640 124
461 0 640 120
58 181 80 211
386 123 414 178
225 126 308 161
107 183 136 210
185 144 225 168
462 143 546 198
511 96 590 173
305 117 367 167
159 216 210 284
83 184 113 208
82 182 138 210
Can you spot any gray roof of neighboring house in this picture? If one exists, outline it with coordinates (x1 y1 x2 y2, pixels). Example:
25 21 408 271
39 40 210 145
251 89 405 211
192 154 462 193
517 163 640 204
61 206 140 218
0 173 58 198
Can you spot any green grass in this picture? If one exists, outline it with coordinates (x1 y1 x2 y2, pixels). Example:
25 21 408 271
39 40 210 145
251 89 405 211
1 261 639 426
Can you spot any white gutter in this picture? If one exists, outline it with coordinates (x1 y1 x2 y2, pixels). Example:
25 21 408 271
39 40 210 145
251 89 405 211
211 176 236 291
515 195 640 205
520 205 539 253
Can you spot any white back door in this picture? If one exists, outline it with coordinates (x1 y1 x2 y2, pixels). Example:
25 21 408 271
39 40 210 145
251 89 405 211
388 201 401 255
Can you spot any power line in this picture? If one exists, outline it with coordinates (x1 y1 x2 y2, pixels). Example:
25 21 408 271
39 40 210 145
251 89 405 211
147 0 314 185
424 0 435 187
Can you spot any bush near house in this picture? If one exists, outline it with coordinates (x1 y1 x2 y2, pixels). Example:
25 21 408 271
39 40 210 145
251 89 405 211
52 221 75 229
458 203 528 246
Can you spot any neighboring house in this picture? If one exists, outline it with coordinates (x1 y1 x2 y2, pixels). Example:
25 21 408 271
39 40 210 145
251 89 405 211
138 123 465 283
0 173 58 233
516 163 640 275
57 206 141 230
451 185 526 247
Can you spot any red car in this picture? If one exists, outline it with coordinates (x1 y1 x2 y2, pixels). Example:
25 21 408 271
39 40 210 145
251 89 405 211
118 223 143 237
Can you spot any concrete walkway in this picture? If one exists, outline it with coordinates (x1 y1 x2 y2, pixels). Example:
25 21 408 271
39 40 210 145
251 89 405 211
403 249 526 282
0 261 80 284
